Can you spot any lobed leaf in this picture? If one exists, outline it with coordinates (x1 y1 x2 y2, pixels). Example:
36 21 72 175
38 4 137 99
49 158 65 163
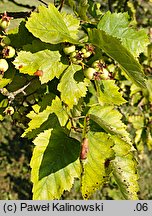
13 50 67 84
22 106 54 138
57 64 89 108
89 29 146 88
98 80 126 105
89 105 131 143
98 11 149 57
50 96 69 126
26 4 79 44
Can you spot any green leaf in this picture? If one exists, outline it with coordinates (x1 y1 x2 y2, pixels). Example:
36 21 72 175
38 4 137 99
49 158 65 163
8 21 35 49
81 132 114 199
128 115 144 130
23 39 60 53
77 0 89 21
0 78 11 88
13 50 67 84
39 128 81 180
89 29 146 88
51 96 69 126
22 106 53 137
111 136 139 200
26 4 79 44
61 12 80 40
58 64 89 108
89 105 131 143
98 11 149 57
98 80 126 105
31 129 81 199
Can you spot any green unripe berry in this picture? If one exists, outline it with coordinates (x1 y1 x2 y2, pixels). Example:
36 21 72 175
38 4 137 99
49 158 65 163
84 67 96 80
70 51 77 58
70 57 82 64
4 106 14 115
0 19 10 30
83 51 92 58
2 46 15 58
81 48 87 54
0 36 11 46
100 68 109 80
0 59 9 74
63 45 76 55
92 60 99 68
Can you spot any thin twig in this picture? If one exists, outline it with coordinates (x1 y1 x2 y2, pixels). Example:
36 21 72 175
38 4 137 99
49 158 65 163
108 0 113 12
124 0 129 11
0 11 31 19
0 82 31 103
38 0 48 7
59 0 65 12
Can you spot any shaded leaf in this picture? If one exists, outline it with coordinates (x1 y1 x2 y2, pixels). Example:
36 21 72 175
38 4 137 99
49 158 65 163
39 128 81 180
31 129 81 199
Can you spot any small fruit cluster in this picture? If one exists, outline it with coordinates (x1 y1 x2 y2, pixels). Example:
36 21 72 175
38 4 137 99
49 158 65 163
84 59 113 80
63 43 95 64
0 12 15 76
63 43 113 81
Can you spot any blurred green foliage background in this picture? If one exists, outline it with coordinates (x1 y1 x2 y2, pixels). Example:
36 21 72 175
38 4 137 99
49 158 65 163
0 0 152 199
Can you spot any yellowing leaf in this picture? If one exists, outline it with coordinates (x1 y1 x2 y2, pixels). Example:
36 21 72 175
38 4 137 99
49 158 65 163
51 96 69 126
13 50 67 84
111 136 139 200
26 4 79 44
81 132 114 199
98 80 126 105
89 105 131 143
58 64 89 108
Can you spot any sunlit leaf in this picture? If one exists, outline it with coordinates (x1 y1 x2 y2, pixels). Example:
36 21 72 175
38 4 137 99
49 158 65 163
111 136 139 200
26 4 79 44
58 64 89 108
81 131 114 199
89 29 146 88
98 11 149 57
51 96 69 126
98 80 126 105
13 50 67 84
89 105 131 143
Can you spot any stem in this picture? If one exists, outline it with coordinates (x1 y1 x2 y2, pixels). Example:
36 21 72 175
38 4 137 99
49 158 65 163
108 0 113 12
38 0 48 7
0 12 31 19
9 0 36 10
59 0 65 12
124 0 129 11
94 80 101 98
